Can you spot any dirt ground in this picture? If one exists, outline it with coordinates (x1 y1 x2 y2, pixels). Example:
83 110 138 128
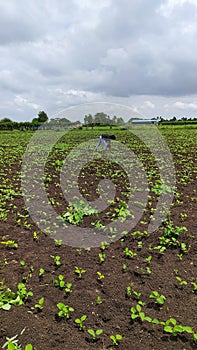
0 131 197 350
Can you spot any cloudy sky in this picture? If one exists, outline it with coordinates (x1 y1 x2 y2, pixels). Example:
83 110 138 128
1 0 197 122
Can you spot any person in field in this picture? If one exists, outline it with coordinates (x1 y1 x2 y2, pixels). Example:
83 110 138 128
95 134 116 151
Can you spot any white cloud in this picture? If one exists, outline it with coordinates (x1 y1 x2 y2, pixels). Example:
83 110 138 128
174 101 197 110
0 0 197 121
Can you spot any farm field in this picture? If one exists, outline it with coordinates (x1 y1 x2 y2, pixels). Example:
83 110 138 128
0 125 197 350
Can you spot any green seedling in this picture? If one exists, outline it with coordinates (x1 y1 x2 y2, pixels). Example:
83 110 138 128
75 315 87 330
98 253 106 264
176 276 187 288
87 329 103 342
1 240 18 249
97 271 104 280
50 255 62 266
33 231 39 241
96 295 102 304
17 283 33 301
57 302 74 319
122 263 127 272
34 297 44 311
124 247 137 259
65 283 72 295
2 334 33 350
54 239 62 246
144 255 152 264
191 282 197 293
126 286 132 298
110 334 122 346
39 268 45 278
149 291 166 305
53 275 65 288
20 260 26 267
75 266 86 279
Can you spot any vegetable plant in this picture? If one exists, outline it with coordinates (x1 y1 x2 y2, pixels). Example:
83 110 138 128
74 315 87 330
34 297 44 311
110 334 122 346
75 266 86 279
57 302 74 319
149 291 166 305
87 329 103 342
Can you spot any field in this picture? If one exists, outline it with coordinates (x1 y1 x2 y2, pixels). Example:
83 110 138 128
0 125 196 350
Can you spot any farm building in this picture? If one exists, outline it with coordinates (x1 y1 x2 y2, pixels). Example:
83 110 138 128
132 119 158 125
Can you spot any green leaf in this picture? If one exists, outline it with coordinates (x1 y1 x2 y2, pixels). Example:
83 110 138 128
152 318 160 324
81 315 87 321
8 344 15 350
183 326 193 334
131 313 139 320
96 329 103 335
1 303 11 310
136 304 142 312
144 316 152 323
88 329 95 337
164 325 173 333
165 318 177 326
174 325 184 333
75 318 80 324
193 333 197 342
25 345 33 350
116 334 122 340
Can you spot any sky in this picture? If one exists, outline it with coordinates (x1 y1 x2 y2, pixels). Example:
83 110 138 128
1 0 197 122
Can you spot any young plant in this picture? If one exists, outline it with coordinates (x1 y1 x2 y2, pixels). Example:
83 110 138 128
51 255 62 266
124 247 137 259
149 291 166 305
39 268 45 278
57 302 74 319
96 295 102 304
65 282 72 295
98 253 106 264
87 329 103 342
0 240 18 249
110 334 122 346
53 275 65 288
97 271 105 281
75 266 86 279
74 315 87 330
122 263 127 273
34 297 44 311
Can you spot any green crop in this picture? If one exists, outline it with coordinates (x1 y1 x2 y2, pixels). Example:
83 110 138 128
74 315 87 330
56 302 74 319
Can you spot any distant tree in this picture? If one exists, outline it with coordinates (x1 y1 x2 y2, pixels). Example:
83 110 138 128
0 117 13 123
32 117 39 124
84 114 93 124
37 111 48 123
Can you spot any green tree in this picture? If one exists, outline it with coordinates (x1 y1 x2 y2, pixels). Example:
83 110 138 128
37 111 48 123
0 117 13 123
84 114 93 124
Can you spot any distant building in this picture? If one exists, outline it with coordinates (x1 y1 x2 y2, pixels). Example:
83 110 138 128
132 119 158 125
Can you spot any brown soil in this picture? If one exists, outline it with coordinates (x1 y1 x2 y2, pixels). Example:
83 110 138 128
0 148 197 350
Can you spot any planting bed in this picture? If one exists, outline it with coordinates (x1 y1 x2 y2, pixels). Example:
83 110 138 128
0 126 197 350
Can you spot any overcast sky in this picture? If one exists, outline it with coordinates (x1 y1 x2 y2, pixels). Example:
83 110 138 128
1 0 197 122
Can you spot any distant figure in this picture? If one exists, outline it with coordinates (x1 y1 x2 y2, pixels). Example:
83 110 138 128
96 134 116 151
